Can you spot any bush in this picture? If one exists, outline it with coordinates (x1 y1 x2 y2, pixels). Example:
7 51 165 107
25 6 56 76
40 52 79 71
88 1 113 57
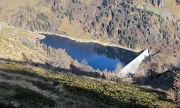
107 20 116 37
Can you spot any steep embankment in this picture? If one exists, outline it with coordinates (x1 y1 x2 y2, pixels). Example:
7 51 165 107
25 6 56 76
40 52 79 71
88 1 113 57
0 61 179 108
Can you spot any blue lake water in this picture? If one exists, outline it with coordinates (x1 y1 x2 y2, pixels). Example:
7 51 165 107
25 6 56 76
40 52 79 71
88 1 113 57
40 34 139 71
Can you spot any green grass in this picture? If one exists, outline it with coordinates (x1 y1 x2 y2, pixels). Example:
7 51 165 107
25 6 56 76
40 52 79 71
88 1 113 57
22 42 29 47
0 61 179 108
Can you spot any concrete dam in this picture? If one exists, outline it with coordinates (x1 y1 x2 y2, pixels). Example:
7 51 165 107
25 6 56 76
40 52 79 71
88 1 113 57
117 49 149 77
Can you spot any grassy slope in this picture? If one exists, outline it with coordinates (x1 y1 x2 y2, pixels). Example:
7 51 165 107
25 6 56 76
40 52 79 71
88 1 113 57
0 61 179 108
0 22 47 63
0 0 40 22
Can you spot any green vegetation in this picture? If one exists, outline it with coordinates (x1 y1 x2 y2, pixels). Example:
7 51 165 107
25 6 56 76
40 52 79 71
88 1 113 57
64 10 74 22
52 5 61 12
0 61 179 108
103 0 115 6
72 0 80 4
37 13 48 21
22 41 28 46
107 20 116 37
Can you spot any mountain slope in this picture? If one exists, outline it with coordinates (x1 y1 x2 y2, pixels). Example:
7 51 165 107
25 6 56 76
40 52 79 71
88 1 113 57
0 61 179 108
0 22 47 63
0 1 180 107
0 0 180 72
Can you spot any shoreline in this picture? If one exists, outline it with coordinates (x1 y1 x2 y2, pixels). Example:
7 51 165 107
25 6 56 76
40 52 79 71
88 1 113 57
38 32 141 53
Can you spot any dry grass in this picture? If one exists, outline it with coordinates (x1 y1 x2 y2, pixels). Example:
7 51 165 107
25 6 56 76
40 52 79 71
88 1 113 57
0 22 48 63
0 0 39 21
135 0 180 19
0 0 48 22
164 0 180 19
58 16 84 38
35 6 51 13
84 0 92 5
79 32 92 40
0 0 39 11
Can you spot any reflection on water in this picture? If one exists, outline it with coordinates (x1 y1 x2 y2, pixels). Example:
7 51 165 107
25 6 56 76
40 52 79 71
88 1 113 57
40 34 140 71
95 46 140 65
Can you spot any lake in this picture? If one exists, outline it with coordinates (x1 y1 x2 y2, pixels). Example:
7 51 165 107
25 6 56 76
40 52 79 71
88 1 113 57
40 34 140 71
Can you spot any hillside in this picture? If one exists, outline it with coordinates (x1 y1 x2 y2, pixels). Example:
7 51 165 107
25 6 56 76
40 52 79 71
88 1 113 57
0 23 179 107
0 0 180 74
0 0 180 107
0 22 47 63
0 60 180 108
0 21 107 78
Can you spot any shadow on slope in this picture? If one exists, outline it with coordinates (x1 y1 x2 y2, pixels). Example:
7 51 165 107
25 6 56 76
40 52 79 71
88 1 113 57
133 68 179 91
0 58 104 79
0 59 148 108
0 58 178 107
63 84 145 108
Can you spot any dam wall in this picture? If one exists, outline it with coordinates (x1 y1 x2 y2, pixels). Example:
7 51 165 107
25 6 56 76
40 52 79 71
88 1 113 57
117 49 149 77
